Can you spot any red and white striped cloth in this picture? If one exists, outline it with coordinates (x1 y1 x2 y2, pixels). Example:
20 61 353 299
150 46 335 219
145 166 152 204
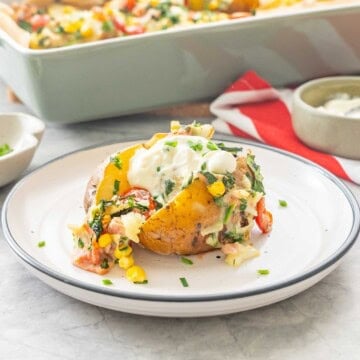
210 71 360 185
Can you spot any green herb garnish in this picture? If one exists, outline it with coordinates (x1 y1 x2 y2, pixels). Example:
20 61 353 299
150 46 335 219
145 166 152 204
214 196 224 206
188 140 203 152
246 154 265 194
134 280 148 284
37 241 46 248
201 162 207 171
102 279 113 285
224 231 243 243
207 141 218 151
89 213 103 239
165 140 178 147
113 179 120 195
181 257 193 265
279 200 288 207
102 20 114 32
78 238 84 248
216 143 242 154
18 20 32 32
180 277 189 287
223 172 235 190
240 199 247 212
257 269 270 275
38 36 50 47
0 144 13 157
111 156 122 169
156 166 161 172
164 179 175 196
201 171 217 184
100 258 109 269
223 204 235 224
55 25 65 33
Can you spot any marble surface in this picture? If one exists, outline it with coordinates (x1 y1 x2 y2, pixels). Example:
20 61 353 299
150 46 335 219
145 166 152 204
1 79 360 360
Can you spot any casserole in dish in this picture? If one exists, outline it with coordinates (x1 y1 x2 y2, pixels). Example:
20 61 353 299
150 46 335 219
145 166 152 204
0 0 359 123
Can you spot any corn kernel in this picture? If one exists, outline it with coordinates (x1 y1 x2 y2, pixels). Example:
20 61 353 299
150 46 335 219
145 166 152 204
63 5 75 14
150 0 159 7
104 7 113 16
207 180 226 197
101 214 111 228
118 255 135 269
29 35 40 49
98 233 112 248
64 20 83 33
126 265 147 283
170 120 181 132
80 23 94 38
114 245 133 259
92 11 105 22
208 0 219 11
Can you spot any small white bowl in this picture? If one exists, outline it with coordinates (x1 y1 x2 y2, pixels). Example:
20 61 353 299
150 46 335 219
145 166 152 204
0 113 45 187
292 76 360 160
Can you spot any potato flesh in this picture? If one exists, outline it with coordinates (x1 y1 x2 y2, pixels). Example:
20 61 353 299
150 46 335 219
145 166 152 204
139 178 221 255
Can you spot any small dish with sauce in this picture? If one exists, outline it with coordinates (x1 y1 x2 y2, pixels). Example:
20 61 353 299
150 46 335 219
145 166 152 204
292 76 360 160
0 112 45 187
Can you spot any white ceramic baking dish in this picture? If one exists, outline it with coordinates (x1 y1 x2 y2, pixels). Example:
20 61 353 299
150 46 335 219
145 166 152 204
0 1 360 124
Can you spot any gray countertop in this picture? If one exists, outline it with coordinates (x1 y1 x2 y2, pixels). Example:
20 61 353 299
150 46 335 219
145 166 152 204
1 80 360 360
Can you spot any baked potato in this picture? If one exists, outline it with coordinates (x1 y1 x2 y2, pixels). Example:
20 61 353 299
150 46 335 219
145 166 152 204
70 121 272 282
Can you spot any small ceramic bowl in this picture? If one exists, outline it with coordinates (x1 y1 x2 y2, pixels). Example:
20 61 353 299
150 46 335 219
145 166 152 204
292 76 360 160
0 113 45 187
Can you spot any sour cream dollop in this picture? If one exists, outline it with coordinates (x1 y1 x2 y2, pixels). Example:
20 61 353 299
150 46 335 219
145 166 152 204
317 93 360 118
127 135 237 203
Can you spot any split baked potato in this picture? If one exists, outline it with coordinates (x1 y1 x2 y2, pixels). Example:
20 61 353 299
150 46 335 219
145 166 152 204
70 121 272 282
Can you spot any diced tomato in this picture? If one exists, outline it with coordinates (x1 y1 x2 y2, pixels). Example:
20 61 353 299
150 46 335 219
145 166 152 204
30 14 50 31
123 187 156 218
125 0 136 11
113 17 126 32
255 197 273 233
125 25 144 35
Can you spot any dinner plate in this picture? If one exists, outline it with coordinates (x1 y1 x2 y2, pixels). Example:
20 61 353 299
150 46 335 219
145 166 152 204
2 138 359 317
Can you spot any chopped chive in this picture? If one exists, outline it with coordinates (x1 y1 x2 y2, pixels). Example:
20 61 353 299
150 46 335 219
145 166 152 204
102 20 114 32
164 179 175 196
113 179 120 195
134 280 148 284
223 172 235 190
216 142 242 154
239 199 247 212
180 277 189 287
201 171 217 184
100 258 109 269
181 257 193 265
0 143 13 157
18 20 32 32
102 279 113 285
111 156 123 169
78 238 84 248
257 269 270 275
156 166 161 172
207 141 218 151
37 241 46 248
165 140 178 147
279 200 288 207
223 204 235 224
188 140 203 152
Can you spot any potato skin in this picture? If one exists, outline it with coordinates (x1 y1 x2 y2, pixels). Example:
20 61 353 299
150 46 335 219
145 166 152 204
139 178 221 255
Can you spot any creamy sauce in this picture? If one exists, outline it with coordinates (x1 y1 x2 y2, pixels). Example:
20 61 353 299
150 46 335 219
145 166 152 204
317 93 360 118
127 135 237 203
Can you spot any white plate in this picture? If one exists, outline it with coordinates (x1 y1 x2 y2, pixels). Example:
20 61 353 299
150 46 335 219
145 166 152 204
2 139 359 317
